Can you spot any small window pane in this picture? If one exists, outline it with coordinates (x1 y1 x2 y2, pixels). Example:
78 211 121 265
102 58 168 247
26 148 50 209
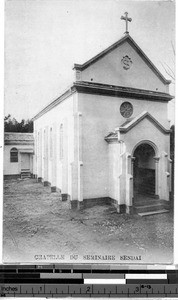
10 148 18 163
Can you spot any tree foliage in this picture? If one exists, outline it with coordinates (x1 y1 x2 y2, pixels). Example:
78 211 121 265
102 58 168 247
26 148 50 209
161 42 175 84
4 115 33 132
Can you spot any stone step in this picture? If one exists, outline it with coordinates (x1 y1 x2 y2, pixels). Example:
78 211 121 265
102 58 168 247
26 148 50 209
137 188 155 195
21 174 31 177
21 172 31 179
138 209 169 217
21 173 31 175
134 203 165 213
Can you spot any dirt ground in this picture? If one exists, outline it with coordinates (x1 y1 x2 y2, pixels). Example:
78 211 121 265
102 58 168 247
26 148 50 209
3 179 173 264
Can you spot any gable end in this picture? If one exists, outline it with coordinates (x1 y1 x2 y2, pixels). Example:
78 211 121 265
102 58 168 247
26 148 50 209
73 34 171 85
119 111 171 134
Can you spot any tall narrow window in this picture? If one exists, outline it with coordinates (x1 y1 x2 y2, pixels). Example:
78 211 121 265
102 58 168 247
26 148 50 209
60 124 63 160
43 129 46 158
50 127 53 158
10 148 18 163
37 132 40 157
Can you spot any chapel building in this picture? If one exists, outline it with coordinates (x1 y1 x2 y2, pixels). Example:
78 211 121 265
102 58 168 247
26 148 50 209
33 27 173 214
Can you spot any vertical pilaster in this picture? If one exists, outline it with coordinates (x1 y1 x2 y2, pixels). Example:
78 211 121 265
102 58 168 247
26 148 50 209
131 156 136 204
70 92 83 209
125 153 133 213
41 129 45 180
154 156 160 197
43 126 49 185
51 123 57 192
36 131 39 179
61 118 69 200
164 152 170 201
40 128 43 179
115 141 126 213
78 112 83 203
33 129 37 177
169 158 172 192
70 112 78 203
70 110 83 208
37 129 42 182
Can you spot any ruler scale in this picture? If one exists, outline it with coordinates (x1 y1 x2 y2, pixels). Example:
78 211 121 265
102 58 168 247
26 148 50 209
1 284 178 297
0 265 178 297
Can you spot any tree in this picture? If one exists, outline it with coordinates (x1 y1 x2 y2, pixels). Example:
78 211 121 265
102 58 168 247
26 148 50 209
4 115 33 132
161 42 175 84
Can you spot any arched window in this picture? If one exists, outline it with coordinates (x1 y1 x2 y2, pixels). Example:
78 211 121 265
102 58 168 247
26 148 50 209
43 129 46 158
10 148 18 163
37 132 40 157
50 127 53 158
60 124 63 160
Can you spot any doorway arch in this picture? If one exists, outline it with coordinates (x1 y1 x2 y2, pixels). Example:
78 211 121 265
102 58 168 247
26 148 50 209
132 141 158 198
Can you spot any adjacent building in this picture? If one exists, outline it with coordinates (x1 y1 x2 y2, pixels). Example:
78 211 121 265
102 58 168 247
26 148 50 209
4 132 34 179
33 33 173 213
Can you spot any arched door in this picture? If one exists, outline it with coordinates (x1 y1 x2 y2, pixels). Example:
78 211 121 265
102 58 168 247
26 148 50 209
133 143 156 197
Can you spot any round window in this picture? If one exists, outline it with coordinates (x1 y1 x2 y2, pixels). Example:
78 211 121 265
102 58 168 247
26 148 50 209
120 102 133 118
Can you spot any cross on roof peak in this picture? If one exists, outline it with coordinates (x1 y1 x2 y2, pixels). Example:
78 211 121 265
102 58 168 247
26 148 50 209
121 12 132 34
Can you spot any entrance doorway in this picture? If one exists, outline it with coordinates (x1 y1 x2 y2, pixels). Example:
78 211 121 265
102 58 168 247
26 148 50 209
21 153 30 171
133 143 156 197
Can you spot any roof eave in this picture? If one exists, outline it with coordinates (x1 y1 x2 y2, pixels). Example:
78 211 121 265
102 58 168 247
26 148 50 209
73 34 127 71
73 81 173 102
32 79 173 122
127 36 171 85
119 112 171 134
32 87 76 121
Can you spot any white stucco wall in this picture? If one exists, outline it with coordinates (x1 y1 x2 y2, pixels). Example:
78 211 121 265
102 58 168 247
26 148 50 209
34 93 78 199
4 144 33 175
79 91 170 200
120 118 170 200
81 41 168 93
121 118 170 156
107 119 170 205
108 143 121 201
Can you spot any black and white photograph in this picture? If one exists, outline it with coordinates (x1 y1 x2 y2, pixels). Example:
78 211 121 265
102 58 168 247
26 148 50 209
3 0 175 264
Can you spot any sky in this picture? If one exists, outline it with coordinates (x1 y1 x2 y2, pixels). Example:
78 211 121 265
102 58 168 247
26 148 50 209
4 0 175 121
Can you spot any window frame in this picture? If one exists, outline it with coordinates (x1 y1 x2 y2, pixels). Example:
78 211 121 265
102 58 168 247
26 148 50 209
10 147 18 163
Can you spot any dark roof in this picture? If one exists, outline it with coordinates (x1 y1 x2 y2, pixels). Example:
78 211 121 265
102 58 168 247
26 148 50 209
73 34 171 85
4 132 34 145
72 81 173 101
32 81 173 121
